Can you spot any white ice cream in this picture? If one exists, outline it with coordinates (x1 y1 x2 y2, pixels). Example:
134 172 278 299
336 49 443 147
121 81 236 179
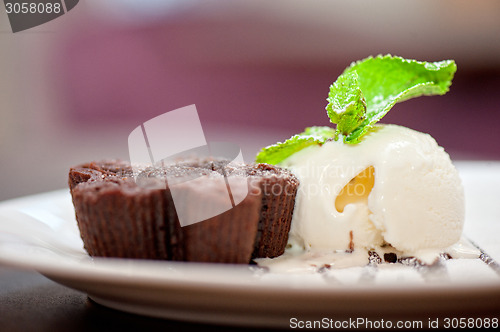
282 124 465 258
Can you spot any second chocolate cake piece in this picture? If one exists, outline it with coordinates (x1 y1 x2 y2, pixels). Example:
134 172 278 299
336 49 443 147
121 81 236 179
68 159 299 264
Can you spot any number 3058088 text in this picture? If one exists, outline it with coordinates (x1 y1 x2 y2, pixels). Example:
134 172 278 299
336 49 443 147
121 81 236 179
5 2 62 14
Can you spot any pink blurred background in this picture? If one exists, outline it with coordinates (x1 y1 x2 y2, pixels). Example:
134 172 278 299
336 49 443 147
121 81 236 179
1 0 500 201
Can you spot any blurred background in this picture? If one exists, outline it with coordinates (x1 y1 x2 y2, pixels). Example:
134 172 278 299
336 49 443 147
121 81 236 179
1 0 500 201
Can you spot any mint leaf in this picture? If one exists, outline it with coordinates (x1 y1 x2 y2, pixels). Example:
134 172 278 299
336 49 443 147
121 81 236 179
255 126 335 165
326 71 366 140
327 54 456 143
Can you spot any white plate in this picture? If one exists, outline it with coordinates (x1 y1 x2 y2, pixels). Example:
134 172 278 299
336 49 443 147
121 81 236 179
0 161 499 328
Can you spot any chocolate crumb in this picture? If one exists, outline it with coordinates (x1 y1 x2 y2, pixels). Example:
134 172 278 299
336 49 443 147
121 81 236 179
368 251 382 264
398 256 421 267
441 253 452 260
348 230 354 252
384 252 398 263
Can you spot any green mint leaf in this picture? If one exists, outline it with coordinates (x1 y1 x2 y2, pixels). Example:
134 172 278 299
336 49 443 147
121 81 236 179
327 54 457 144
255 126 335 165
326 71 367 140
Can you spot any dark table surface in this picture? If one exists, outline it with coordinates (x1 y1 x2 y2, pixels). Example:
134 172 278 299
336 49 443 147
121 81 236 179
0 266 276 332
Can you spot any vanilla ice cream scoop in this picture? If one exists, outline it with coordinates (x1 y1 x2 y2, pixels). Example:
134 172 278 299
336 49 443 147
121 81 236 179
282 124 465 256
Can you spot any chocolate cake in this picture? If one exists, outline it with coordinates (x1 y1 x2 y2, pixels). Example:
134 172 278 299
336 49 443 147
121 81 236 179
68 159 299 264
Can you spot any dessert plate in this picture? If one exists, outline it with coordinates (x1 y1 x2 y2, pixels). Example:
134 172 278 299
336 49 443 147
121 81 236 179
0 161 499 328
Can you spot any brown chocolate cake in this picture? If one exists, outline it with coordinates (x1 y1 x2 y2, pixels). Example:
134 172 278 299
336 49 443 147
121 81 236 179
68 159 298 264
